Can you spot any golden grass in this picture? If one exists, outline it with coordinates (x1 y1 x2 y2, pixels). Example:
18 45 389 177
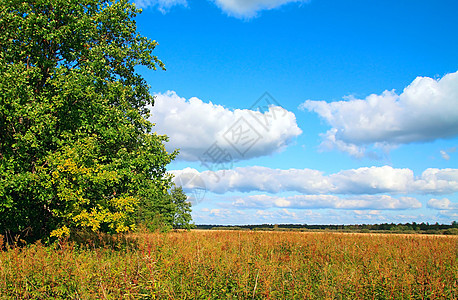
1 230 456 299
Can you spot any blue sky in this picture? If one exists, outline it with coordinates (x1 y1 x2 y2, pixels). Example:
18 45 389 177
135 0 458 225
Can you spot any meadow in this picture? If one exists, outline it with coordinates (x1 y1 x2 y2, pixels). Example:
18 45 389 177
0 230 456 299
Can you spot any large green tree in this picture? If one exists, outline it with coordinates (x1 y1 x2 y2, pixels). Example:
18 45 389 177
0 0 182 242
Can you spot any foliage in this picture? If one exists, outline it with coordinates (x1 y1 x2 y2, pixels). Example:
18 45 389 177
134 186 194 232
170 187 194 230
1 231 457 299
0 0 183 242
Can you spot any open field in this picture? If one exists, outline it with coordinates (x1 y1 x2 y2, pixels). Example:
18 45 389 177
1 230 457 299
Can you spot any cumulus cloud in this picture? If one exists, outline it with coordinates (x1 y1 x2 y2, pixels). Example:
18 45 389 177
427 198 458 210
352 210 387 222
172 166 329 194
135 0 187 12
440 150 450 160
150 91 302 161
330 166 414 194
300 71 458 157
193 205 434 224
232 194 422 210
171 166 458 195
135 0 308 17
212 0 308 18
207 208 232 218
192 206 322 224
437 210 458 219
440 147 456 161
412 168 458 194
255 208 299 220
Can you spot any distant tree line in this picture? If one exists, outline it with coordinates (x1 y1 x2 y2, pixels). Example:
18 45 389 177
196 221 458 235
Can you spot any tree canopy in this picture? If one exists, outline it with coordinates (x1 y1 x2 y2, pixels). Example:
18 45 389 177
0 0 189 242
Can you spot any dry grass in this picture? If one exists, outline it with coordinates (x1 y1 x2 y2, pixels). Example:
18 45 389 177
1 230 456 299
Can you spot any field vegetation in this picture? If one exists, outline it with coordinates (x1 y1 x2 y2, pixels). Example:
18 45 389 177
1 230 456 299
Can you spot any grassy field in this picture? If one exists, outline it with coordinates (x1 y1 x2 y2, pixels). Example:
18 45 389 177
1 230 456 299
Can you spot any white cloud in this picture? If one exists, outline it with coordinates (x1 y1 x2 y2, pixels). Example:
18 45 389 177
440 150 450 160
329 166 414 194
208 208 231 218
233 194 422 210
150 91 302 161
352 210 386 221
135 0 187 12
300 71 458 157
440 147 456 161
437 210 458 218
170 166 458 195
192 207 320 224
413 168 458 194
192 205 444 225
212 0 308 18
171 166 330 194
427 198 458 210
255 208 298 220
135 0 308 17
